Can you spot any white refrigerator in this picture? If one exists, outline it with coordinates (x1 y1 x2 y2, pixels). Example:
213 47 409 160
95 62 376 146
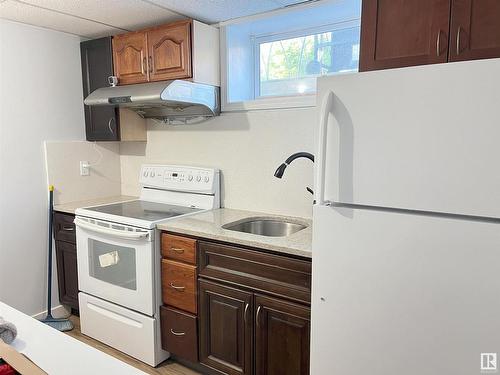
311 58 500 375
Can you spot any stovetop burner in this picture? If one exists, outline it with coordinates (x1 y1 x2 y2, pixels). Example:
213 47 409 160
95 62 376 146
85 200 202 222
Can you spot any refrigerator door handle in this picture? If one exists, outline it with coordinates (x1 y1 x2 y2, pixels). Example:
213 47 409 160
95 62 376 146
315 90 334 206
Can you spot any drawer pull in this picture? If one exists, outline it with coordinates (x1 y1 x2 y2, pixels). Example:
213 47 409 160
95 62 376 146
62 225 74 231
170 329 186 336
170 247 184 254
169 283 185 291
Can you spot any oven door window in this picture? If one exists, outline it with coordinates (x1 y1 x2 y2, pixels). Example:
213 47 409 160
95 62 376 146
88 239 137 291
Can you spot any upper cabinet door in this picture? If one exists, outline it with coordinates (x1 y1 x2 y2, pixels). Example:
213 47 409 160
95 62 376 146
80 37 120 141
449 0 500 62
359 0 451 71
147 20 192 82
112 32 149 85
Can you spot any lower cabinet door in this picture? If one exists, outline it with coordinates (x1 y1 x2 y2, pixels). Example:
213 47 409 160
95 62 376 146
55 240 79 311
199 279 253 375
255 294 311 375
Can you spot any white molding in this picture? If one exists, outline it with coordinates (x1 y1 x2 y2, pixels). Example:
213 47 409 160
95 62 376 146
222 94 316 112
31 304 71 320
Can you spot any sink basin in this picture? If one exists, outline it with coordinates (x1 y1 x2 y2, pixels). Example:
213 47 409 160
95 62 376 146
222 218 307 237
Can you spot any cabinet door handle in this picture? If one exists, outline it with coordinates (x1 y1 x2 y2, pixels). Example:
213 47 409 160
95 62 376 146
170 329 185 336
436 30 442 56
244 303 249 324
148 56 153 74
142 57 146 74
62 225 74 231
108 117 115 134
169 283 185 291
256 305 262 327
456 26 463 55
170 247 184 254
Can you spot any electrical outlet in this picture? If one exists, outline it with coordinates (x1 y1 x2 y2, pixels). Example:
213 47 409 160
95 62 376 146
80 161 90 176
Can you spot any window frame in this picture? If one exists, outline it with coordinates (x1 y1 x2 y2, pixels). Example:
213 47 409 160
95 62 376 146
220 1 361 112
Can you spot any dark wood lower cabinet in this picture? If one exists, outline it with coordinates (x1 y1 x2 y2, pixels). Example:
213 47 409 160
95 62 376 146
161 233 312 375
55 240 79 311
53 211 79 312
255 294 311 375
198 279 253 375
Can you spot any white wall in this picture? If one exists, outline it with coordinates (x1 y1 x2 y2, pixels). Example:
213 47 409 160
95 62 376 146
120 107 315 218
0 20 85 316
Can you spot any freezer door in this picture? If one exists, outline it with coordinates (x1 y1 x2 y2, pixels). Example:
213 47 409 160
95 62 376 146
315 58 500 218
311 204 500 375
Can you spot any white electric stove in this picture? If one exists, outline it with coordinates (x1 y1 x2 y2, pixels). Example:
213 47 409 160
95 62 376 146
74 164 220 366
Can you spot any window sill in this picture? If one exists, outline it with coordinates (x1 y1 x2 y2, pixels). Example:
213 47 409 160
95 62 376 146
221 94 316 112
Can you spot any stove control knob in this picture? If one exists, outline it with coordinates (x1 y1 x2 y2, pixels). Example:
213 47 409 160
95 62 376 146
151 171 155 178
188 175 193 181
204 176 209 183
143 171 148 177
196 175 201 182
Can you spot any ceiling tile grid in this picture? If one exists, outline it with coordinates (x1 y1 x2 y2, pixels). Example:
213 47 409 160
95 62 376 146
0 0 123 37
0 0 313 38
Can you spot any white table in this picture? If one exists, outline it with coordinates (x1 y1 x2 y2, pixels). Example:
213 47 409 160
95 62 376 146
0 301 148 375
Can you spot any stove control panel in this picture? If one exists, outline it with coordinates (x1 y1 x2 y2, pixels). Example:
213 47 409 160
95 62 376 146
139 164 220 194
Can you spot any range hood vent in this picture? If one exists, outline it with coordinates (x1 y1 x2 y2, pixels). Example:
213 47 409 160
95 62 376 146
84 80 220 124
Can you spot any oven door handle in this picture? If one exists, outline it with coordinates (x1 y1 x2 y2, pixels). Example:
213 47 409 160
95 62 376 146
74 218 149 240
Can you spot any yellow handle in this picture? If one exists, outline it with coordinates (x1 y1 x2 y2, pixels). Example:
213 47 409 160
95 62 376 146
49 185 54 192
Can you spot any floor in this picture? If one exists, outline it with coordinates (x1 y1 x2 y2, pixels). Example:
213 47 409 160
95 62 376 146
65 315 200 375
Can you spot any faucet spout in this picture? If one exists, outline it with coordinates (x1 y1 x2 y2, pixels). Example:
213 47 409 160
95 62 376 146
274 152 314 179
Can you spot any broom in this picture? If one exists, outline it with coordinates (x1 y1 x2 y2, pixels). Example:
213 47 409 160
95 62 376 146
40 185 74 332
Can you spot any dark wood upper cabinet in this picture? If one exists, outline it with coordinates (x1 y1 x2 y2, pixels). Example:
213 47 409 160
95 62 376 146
359 0 500 71
449 0 500 62
199 280 253 375
254 294 310 375
148 20 192 82
80 37 119 141
112 31 149 85
359 0 451 71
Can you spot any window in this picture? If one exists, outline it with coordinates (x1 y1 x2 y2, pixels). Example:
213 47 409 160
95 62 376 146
222 0 361 111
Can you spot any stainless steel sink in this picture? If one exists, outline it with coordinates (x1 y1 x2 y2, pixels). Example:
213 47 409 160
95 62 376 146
222 218 307 237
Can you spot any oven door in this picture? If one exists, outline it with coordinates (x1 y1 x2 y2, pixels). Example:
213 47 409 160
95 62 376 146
75 216 155 316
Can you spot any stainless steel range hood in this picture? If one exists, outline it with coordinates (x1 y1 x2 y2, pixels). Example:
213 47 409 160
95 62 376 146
84 80 220 123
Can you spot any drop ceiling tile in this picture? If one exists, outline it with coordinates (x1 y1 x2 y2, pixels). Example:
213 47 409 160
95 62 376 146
147 0 297 23
0 0 123 37
17 0 183 31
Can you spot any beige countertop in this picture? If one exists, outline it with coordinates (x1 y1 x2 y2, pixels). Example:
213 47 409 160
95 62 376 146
53 195 137 214
157 208 312 258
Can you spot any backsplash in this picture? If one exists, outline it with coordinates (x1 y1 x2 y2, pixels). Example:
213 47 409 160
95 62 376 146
119 107 315 218
44 141 121 205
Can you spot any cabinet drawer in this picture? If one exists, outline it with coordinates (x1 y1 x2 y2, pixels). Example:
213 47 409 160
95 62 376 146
160 306 198 363
161 233 197 265
53 212 76 243
162 259 197 314
199 241 312 304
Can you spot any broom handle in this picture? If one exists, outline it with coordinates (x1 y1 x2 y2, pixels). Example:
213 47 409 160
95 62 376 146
47 185 54 318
